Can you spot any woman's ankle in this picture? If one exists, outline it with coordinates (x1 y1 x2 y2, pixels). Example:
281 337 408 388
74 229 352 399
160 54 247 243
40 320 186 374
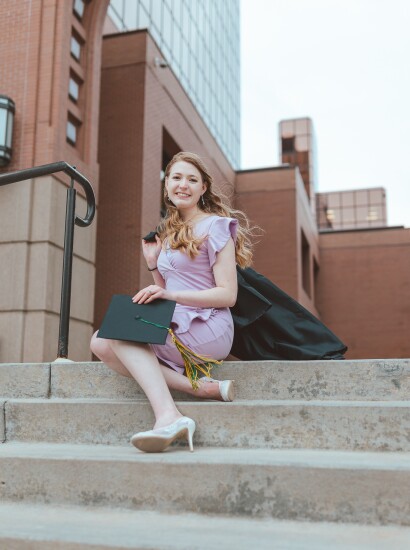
196 379 222 400
153 412 183 430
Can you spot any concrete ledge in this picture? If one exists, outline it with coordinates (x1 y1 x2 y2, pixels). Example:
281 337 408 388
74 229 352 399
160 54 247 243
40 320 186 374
50 359 410 401
1 444 410 525
0 364 50 398
5 398 410 451
1 501 410 549
0 401 5 443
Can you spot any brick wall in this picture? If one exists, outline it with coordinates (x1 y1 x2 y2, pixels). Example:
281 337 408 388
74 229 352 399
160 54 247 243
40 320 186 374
317 228 410 358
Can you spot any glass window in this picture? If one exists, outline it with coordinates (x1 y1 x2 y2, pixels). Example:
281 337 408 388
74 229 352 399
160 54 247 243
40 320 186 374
66 119 77 145
173 0 182 22
295 135 309 151
138 4 150 28
162 6 172 48
106 0 241 168
73 0 85 19
342 191 354 207
68 76 80 102
296 118 308 134
181 4 191 42
124 0 138 29
110 0 124 18
356 206 369 223
280 120 294 138
355 190 368 205
151 0 162 33
181 38 189 77
150 24 161 46
140 0 151 11
107 5 124 30
327 193 340 208
0 108 6 145
172 25 181 61
6 109 13 148
70 34 81 61
197 2 205 32
341 207 355 224
369 188 384 203
367 206 382 222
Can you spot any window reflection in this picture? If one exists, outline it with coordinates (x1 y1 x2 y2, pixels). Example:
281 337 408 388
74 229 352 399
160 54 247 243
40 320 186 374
66 119 78 145
70 34 81 61
317 188 387 231
105 0 240 168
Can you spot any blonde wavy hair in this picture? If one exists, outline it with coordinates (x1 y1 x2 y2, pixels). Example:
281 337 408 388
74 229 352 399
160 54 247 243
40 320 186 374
157 152 258 268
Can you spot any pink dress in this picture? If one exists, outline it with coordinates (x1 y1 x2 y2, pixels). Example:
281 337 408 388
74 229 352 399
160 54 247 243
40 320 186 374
150 215 238 374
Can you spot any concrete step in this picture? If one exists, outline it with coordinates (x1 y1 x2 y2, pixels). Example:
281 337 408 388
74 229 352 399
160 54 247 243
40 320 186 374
1 502 410 550
1 359 410 401
4 398 410 451
1 443 410 526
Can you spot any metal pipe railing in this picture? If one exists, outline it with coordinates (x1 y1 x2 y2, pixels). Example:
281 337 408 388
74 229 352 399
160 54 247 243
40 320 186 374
0 161 96 359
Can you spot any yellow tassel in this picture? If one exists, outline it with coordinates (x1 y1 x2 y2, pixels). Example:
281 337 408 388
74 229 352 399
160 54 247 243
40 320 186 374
168 329 223 390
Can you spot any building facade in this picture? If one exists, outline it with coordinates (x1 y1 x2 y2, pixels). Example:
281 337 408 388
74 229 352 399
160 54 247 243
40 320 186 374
106 0 241 169
0 0 409 364
316 188 387 231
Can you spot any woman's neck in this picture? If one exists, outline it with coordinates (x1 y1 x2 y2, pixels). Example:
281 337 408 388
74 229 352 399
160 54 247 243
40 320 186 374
179 208 202 222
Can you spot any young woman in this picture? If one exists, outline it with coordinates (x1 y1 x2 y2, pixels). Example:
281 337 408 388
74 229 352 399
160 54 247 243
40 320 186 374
90 152 253 453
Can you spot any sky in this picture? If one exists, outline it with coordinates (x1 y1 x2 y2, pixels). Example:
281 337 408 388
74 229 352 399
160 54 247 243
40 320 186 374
240 0 410 228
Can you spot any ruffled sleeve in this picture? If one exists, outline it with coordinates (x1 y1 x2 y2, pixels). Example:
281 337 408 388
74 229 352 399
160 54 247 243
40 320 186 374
207 217 238 268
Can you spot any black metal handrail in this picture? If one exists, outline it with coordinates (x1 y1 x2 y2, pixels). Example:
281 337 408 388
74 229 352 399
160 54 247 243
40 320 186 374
0 161 96 359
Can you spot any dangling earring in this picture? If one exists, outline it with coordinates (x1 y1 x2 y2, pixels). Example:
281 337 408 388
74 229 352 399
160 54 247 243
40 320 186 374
201 194 205 207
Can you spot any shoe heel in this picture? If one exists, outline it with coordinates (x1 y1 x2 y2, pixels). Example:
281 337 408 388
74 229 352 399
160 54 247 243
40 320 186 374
184 418 196 452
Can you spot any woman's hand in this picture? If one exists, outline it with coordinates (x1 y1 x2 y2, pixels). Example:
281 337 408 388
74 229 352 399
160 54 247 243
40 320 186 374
142 234 162 269
132 285 175 304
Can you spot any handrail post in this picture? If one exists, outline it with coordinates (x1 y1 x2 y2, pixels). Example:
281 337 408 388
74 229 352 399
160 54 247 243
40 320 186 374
57 179 76 359
0 161 95 360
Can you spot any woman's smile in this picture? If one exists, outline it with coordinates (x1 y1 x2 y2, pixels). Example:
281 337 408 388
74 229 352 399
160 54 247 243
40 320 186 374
166 160 206 213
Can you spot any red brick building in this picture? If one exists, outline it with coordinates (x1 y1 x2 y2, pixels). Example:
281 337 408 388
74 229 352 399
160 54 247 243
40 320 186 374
0 1 409 362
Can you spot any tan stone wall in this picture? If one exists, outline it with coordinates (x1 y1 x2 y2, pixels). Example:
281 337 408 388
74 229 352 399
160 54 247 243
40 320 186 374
0 1 109 361
0 176 96 362
317 228 410 358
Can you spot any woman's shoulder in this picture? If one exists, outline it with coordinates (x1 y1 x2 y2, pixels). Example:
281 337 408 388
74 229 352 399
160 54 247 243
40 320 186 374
195 214 237 229
196 215 238 244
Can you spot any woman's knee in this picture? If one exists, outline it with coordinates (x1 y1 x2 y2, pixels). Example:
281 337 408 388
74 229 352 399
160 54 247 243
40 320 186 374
90 331 111 360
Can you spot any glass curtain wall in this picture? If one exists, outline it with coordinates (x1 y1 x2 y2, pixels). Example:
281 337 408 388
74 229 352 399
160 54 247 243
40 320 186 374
316 188 387 231
107 0 240 168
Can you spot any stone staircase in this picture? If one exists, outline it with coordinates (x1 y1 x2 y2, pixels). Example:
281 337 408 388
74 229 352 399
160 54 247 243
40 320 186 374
1 359 410 549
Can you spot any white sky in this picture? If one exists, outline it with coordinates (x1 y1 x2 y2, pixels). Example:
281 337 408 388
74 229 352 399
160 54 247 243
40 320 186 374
240 0 410 227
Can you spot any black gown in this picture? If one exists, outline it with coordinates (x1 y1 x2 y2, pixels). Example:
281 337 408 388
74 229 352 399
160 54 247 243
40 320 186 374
230 266 347 360
143 231 348 361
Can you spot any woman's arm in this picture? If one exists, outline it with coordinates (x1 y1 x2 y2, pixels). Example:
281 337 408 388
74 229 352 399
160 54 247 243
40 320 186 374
133 238 237 307
142 235 165 289
149 268 166 288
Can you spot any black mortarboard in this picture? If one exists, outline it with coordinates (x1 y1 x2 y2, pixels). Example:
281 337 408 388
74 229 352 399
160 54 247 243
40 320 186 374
142 230 158 242
97 294 176 345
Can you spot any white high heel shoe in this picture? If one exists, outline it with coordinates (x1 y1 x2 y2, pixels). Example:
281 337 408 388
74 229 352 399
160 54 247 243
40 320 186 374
201 377 234 402
130 416 196 453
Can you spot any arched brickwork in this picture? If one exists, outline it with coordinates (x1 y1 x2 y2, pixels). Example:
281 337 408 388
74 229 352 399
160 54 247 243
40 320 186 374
0 0 111 362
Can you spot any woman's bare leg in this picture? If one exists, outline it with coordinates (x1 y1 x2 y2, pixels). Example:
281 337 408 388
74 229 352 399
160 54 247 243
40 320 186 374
159 364 221 399
91 332 132 377
91 331 222 400
91 332 182 428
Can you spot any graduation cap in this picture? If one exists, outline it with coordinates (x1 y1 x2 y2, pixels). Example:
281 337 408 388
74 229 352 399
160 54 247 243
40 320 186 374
98 294 176 345
98 294 222 388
